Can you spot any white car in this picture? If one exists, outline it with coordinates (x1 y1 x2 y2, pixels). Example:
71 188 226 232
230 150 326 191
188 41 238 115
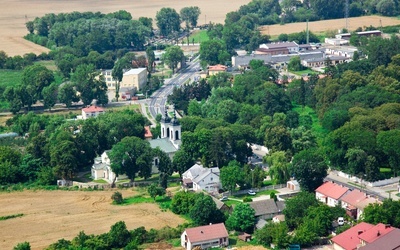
248 190 256 195
219 196 229 201
338 217 344 226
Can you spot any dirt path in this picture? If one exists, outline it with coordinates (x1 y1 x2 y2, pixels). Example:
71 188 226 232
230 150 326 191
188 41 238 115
0 0 251 56
0 190 185 250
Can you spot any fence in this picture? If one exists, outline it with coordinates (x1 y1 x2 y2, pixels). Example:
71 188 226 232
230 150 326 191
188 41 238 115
334 170 400 187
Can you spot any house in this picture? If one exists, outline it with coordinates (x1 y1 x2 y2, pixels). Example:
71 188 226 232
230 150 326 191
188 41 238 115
255 47 289 55
359 228 400 250
211 196 233 213
181 223 229 250
208 64 228 76
272 214 285 223
315 181 350 207
331 222 394 250
144 126 153 141
249 199 285 220
91 151 128 183
182 164 221 194
101 69 116 89
260 41 299 53
354 197 381 221
81 105 105 120
339 189 381 220
287 180 300 191
121 68 147 91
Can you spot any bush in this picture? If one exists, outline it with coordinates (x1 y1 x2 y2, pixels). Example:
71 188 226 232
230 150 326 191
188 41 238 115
111 191 123 204
243 197 253 202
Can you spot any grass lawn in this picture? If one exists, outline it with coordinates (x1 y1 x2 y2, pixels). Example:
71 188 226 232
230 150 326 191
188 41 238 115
229 236 259 248
0 69 22 88
35 60 58 71
290 68 317 76
188 29 209 44
293 104 328 145
224 199 242 207
232 189 279 200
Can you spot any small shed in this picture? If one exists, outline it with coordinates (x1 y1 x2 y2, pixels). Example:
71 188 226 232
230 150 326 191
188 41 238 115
287 180 300 191
238 232 252 242
57 180 73 187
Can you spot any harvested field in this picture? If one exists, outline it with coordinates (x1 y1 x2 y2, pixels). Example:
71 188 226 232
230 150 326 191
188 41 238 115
0 0 251 57
260 16 400 37
0 189 185 250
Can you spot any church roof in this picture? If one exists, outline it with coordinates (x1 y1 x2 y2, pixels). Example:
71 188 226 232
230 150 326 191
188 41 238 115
149 137 178 153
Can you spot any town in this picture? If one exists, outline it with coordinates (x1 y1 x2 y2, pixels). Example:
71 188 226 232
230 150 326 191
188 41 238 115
2 0 400 250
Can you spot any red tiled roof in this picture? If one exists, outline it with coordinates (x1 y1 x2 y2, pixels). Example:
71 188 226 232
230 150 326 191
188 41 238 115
144 126 152 138
331 222 374 250
358 223 394 243
185 223 228 243
208 64 227 71
82 106 105 113
341 189 367 207
359 229 400 250
315 182 349 200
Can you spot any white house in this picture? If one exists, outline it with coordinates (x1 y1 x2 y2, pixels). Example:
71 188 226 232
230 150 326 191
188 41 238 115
315 181 350 207
91 151 128 183
182 164 221 194
181 223 229 250
81 105 105 120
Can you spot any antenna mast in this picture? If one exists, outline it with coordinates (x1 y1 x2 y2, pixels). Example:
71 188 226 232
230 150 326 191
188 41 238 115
345 0 349 30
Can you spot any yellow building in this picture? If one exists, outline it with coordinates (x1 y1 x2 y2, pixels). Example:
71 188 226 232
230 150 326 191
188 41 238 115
121 68 147 91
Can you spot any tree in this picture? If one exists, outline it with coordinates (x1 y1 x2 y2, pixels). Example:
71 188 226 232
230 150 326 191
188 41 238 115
189 193 224 225
72 64 108 105
21 64 54 104
254 222 291 248
284 191 320 229
112 57 130 102
199 39 230 67
147 183 166 200
41 83 58 111
220 161 245 193
162 46 184 73
108 221 132 248
288 56 304 71
58 83 79 108
108 136 153 186
377 129 400 176
172 149 194 177
180 6 201 29
266 151 290 184
226 203 256 233
156 8 181 37
290 149 328 192
50 140 79 180
171 191 198 214
111 191 123 204
146 47 155 73
13 242 31 250
153 147 172 188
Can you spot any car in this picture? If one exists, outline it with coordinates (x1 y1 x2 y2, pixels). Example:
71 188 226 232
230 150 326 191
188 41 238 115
219 196 228 201
337 217 344 226
248 190 256 195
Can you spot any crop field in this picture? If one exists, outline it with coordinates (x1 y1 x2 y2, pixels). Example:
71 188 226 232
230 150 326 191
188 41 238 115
0 189 186 250
260 16 400 37
0 0 251 57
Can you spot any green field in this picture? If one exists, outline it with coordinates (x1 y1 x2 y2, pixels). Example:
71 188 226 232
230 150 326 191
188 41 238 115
293 105 328 145
188 30 209 44
0 69 22 89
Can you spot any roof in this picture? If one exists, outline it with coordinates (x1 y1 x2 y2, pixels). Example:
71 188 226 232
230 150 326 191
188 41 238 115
144 126 152 139
273 214 285 222
183 164 205 179
82 105 105 113
359 228 400 250
149 138 178 153
184 223 228 243
92 162 108 170
249 199 280 217
341 189 367 207
255 219 267 229
355 197 381 210
358 223 394 243
211 196 227 210
331 222 374 250
208 64 227 71
256 47 289 53
315 182 349 200
193 167 219 184
123 68 147 75
261 41 298 49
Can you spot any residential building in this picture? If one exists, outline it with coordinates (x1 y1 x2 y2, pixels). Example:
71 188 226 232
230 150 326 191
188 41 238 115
315 181 350 207
121 68 147 91
207 64 228 76
181 223 229 250
359 228 400 250
91 151 128 183
211 196 233 214
287 180 300 191
354 197 381 220
249 199 285 220
101 69 116 90
255 47 289 55
331 222 395 250
259 41 299 53
182 164 221 194
81 105 105 120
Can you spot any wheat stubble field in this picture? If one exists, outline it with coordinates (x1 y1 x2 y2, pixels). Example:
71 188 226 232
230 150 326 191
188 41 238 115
0 189 186 250
0 0 252 56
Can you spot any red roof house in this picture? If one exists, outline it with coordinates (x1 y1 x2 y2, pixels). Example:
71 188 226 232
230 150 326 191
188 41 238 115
181 223 229 250
359 228 400 250
208 64 228 76
340 189 368 219
331 222 374 250
82 105 105 120
144 126 153 141
358 223 394 245
315 181 349 207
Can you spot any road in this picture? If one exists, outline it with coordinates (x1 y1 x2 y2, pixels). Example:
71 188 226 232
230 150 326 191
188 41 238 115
147 58 200 120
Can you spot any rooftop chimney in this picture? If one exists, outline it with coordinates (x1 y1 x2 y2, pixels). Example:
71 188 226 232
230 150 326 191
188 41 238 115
377 230 381 236
358 230 363 235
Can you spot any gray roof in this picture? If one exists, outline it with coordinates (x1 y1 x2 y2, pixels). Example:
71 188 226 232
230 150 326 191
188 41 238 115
264 41 298 49
193 167 219 184
211 196 226 210
249 199 281 217
149 138 178 153
276 201 285 212
92 162 108 170
123 68 147 75
255 219 267 229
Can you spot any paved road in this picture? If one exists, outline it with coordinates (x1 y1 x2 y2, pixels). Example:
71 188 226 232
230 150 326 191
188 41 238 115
147 58 200 120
